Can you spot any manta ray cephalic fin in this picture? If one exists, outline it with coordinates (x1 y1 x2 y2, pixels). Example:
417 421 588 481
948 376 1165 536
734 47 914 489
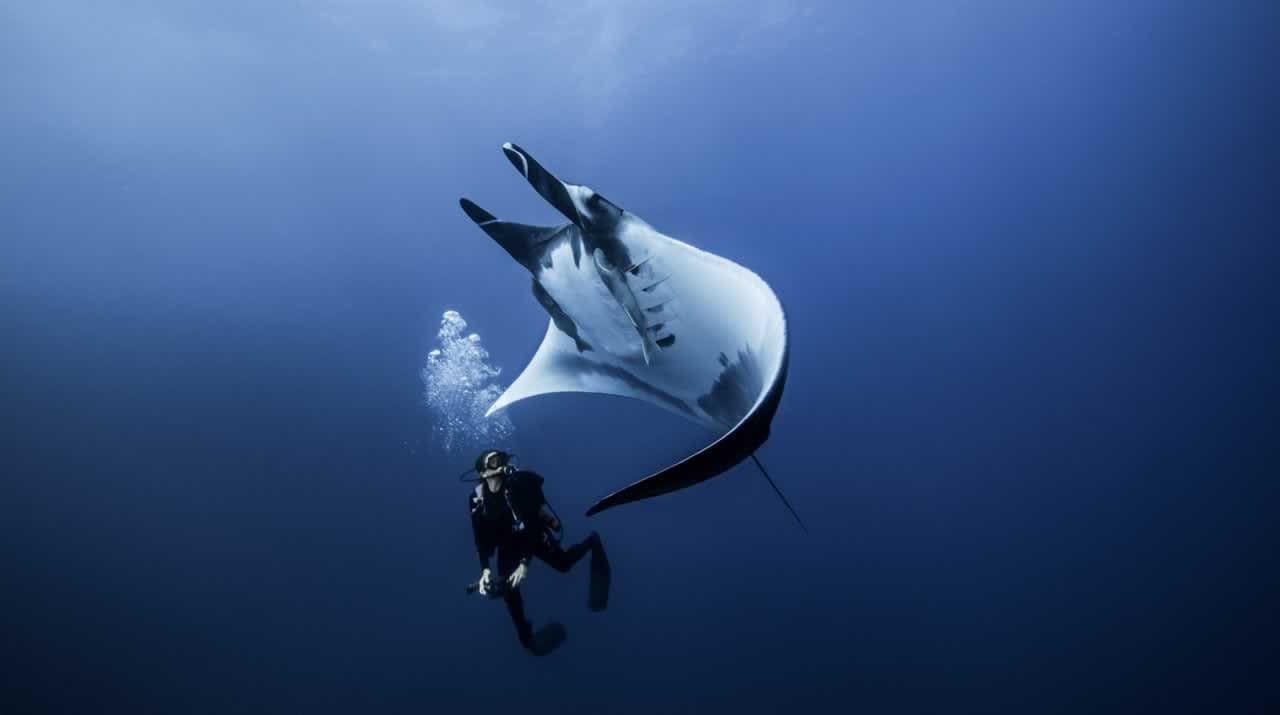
460 198 569 269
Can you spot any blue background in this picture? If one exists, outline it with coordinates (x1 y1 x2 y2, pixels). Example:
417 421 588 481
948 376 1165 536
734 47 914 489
3 2 1277 712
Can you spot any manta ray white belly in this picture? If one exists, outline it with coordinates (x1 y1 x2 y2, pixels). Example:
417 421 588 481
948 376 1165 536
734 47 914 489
534 236 641 361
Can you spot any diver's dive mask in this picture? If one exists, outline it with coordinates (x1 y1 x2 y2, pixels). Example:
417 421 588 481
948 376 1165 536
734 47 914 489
481 451 507 472
458 449 517 481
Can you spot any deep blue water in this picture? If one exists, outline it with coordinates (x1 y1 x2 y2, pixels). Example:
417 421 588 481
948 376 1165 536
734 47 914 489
3 3 1278 712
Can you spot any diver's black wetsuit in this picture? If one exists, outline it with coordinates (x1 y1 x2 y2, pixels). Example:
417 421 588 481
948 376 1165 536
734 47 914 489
469 470 603 648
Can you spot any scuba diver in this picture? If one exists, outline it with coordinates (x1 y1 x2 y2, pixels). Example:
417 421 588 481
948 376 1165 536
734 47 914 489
465 449 610 655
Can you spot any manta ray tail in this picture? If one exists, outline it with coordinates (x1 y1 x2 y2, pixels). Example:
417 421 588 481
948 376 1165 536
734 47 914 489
750 453 808 534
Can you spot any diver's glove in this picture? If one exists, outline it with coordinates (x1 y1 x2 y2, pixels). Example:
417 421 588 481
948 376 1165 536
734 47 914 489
477 568 492 595
508 559 529 589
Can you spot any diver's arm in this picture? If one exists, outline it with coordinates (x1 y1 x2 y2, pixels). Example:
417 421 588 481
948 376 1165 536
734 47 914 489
475 531 495 571
537 503 560 531
505 533 535 589
470 494 495 570
524 475 559 530
470 498 496 594
508 557 529 588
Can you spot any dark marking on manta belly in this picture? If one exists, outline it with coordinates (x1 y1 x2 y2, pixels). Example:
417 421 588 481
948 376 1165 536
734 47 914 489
697 346 765 430
536 225 584 272
594 232 634 278
573 359 696 419
571 229 583 267
641 275 671 293
531 278 592 353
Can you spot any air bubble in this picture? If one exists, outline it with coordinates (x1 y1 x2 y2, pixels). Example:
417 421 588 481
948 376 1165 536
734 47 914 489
421 311 515 455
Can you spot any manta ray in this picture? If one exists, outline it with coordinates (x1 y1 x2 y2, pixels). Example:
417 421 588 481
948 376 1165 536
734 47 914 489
460 143 802 530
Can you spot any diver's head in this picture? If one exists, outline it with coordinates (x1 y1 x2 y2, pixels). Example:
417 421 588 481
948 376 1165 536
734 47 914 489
475 449 513 491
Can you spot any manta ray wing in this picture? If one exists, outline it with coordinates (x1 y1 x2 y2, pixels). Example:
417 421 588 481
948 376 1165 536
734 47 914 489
577 232 790 514
586 337 788 515
483 318 698 420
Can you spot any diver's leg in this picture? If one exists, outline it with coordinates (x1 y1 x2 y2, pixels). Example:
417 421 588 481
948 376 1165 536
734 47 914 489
500 545 566 656
502 588 534 648
535 531 601 573
497 546 534 647
534 537 582 573
534 532 610 611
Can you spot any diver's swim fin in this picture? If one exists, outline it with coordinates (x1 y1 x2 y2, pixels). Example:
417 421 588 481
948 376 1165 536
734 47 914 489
588 535 611 612
526 622 567 656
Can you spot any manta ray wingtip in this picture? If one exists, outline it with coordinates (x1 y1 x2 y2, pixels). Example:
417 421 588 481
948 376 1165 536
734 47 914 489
501 143 530 177
459 198 496 225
